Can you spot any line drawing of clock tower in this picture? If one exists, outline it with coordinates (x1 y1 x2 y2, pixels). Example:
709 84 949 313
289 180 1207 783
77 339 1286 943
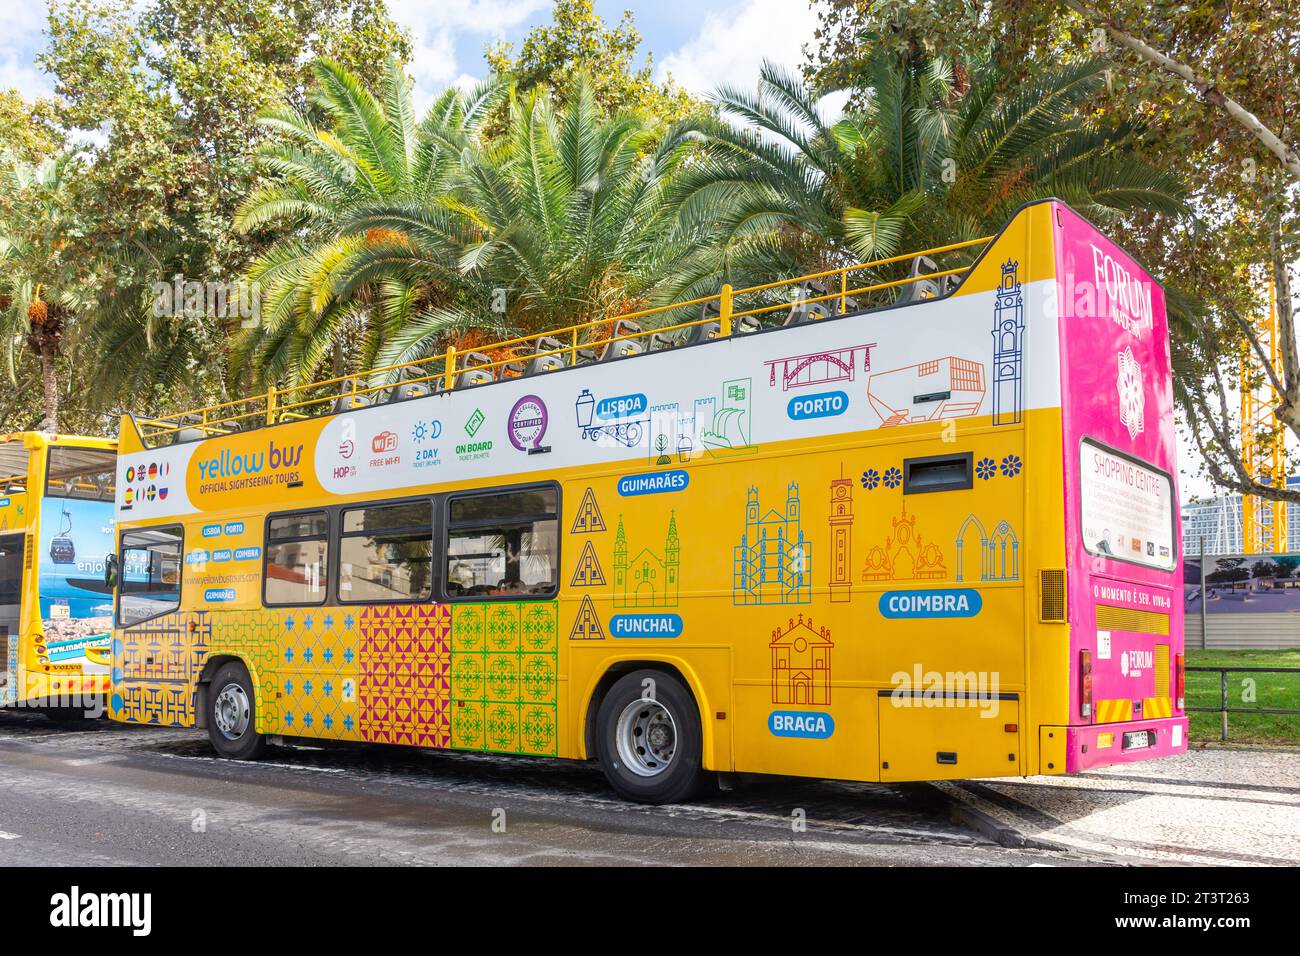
991 258 1025 426
828 466 854 603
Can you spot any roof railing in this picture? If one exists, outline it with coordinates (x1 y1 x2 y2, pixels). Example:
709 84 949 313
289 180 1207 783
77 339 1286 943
136 235 992 443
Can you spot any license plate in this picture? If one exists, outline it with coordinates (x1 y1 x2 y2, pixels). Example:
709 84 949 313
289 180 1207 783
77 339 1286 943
1122 730 1152 750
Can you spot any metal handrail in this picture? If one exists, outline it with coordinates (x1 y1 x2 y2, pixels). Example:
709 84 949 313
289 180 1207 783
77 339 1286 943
1185 665 1300 741
136 234 993 442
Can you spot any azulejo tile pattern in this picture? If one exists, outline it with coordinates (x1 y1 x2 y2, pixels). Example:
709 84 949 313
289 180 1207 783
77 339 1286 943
358 604 450 747
114 600 559 756
450 602 558 756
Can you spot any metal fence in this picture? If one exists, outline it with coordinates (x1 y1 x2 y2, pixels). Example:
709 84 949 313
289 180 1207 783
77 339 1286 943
1185 666 1300 740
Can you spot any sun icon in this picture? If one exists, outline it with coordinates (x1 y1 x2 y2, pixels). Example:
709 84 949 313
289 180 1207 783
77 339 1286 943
412 422 428 443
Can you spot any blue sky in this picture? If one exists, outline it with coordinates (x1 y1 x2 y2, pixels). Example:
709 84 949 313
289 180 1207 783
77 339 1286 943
1 0 825 109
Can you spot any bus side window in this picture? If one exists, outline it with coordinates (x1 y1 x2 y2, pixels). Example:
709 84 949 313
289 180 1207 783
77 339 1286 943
444 485 558 600
338 500 434 603
264 511 330 606
118 526 183 626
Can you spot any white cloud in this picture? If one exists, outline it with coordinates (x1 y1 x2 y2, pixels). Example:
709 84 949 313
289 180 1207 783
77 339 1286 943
655 0 819 98
385 0 549 111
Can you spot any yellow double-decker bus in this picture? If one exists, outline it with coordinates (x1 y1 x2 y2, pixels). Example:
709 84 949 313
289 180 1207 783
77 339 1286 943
107 200 1187 802
1 431 117 719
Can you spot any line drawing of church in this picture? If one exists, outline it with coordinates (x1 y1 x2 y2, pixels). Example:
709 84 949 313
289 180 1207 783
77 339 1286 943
733 483 813 605
613 511 681 608
955 515 1020 582
769 614 833 705
992 259 1025 426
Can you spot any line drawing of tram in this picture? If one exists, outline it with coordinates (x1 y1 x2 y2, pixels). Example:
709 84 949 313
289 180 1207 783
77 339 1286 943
575 389 649 448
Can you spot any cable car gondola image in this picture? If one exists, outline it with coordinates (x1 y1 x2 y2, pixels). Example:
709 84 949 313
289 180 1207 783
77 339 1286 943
49 503 76 564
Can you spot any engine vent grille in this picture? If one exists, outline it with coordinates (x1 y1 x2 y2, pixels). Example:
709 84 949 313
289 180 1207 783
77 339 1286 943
1095 604 1170 635
1039 569 1067 622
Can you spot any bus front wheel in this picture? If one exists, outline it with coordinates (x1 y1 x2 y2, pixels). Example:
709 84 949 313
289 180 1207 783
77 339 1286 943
595 670 708 804
206 661 267 761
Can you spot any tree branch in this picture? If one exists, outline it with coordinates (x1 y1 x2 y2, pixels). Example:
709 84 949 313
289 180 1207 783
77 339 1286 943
1065 0 1300 181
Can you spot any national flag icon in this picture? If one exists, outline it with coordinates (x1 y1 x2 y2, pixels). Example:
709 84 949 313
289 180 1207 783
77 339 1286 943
124 488 134 504
159 487 169 500
148 463 158 479
146 485 157 501
126 466 135 482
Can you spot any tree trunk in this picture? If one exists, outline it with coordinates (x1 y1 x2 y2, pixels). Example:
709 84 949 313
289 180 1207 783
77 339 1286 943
39 343 59 432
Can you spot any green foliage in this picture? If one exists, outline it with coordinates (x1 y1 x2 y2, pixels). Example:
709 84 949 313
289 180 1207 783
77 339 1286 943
485 0 700 124
659 51 1185 304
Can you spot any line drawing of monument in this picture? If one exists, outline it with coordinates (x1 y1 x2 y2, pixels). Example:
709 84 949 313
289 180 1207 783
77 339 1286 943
992 258 1025 426
733 482 813 606
764 343 875 392
955 515 1019 582
571 540 607 587
648 378 755 464
613 511 681 608
867 356 986 427
568 594 605 640
828 466 853 603
571 487 606 533
769 614 833 705
862 503 947 582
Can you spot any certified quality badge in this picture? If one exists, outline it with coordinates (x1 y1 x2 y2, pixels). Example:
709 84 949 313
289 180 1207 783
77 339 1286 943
508 394 549 451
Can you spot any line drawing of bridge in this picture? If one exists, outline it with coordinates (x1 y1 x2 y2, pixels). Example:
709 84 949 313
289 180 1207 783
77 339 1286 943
764 343 877 392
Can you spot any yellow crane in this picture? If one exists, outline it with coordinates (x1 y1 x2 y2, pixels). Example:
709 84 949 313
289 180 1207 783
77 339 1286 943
1240 274 1288 554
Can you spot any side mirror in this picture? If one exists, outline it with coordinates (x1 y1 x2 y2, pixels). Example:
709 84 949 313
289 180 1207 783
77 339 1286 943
104 552 118 588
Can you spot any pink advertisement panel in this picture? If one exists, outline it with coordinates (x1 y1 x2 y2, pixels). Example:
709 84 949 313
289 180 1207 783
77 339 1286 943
1052 202 1186 764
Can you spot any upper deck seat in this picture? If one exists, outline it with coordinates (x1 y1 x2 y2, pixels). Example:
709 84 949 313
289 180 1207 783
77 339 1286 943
598 319 645 361
457 351 495 388
783 279 836 326
333 378 373 413
895 255 957 305
386 367 432 402
522 336 567 375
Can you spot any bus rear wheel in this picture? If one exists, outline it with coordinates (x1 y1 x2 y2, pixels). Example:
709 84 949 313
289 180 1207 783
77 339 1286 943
595 670 708 804
207 661 266 761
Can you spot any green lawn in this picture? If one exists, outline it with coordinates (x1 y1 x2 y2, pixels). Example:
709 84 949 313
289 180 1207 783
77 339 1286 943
1185 649 1300 746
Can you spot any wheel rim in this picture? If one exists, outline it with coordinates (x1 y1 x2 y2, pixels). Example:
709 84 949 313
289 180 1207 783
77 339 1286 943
615 698 677 777
214 683 251 740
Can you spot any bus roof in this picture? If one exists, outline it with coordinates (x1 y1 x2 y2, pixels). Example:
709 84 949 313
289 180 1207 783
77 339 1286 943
0 432 118 487
131 232 997 446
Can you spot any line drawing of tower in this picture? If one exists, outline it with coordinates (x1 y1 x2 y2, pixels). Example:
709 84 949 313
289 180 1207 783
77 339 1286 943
612 511 681 608
568 594 605 640
828 466 853 603
733 483 813 605
991 258 1025 426
571 540 607 587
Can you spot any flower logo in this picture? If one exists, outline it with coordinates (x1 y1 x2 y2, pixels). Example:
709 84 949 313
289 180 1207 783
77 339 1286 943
861 468 880 490
999 454 1022 478
883 466 903 488
976 457 997 480
1117 346 1145 440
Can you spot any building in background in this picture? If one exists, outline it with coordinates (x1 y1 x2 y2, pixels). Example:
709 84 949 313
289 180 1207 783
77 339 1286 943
1181 476 1300 555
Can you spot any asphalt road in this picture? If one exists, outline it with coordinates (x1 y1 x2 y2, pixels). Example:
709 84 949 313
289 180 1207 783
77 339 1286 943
0 711 1084 866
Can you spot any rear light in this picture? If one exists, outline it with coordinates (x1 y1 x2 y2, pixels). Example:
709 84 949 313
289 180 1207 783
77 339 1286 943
1175 652 1185 711
1080 649 1093 719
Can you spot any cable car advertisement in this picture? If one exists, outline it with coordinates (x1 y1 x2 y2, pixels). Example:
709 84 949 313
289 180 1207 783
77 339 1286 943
37 495 116 674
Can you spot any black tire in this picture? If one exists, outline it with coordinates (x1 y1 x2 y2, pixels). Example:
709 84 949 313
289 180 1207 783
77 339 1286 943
206 661 267 760
594 669 708 804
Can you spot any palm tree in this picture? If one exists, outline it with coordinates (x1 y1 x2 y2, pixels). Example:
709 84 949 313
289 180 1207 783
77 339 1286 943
335 77 694 371
0 151 93 430
660 53 1187 305
234 58 508 386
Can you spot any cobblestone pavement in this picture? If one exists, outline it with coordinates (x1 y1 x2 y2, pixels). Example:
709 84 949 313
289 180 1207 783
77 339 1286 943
935 747 1300 866
0 712 1081 866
